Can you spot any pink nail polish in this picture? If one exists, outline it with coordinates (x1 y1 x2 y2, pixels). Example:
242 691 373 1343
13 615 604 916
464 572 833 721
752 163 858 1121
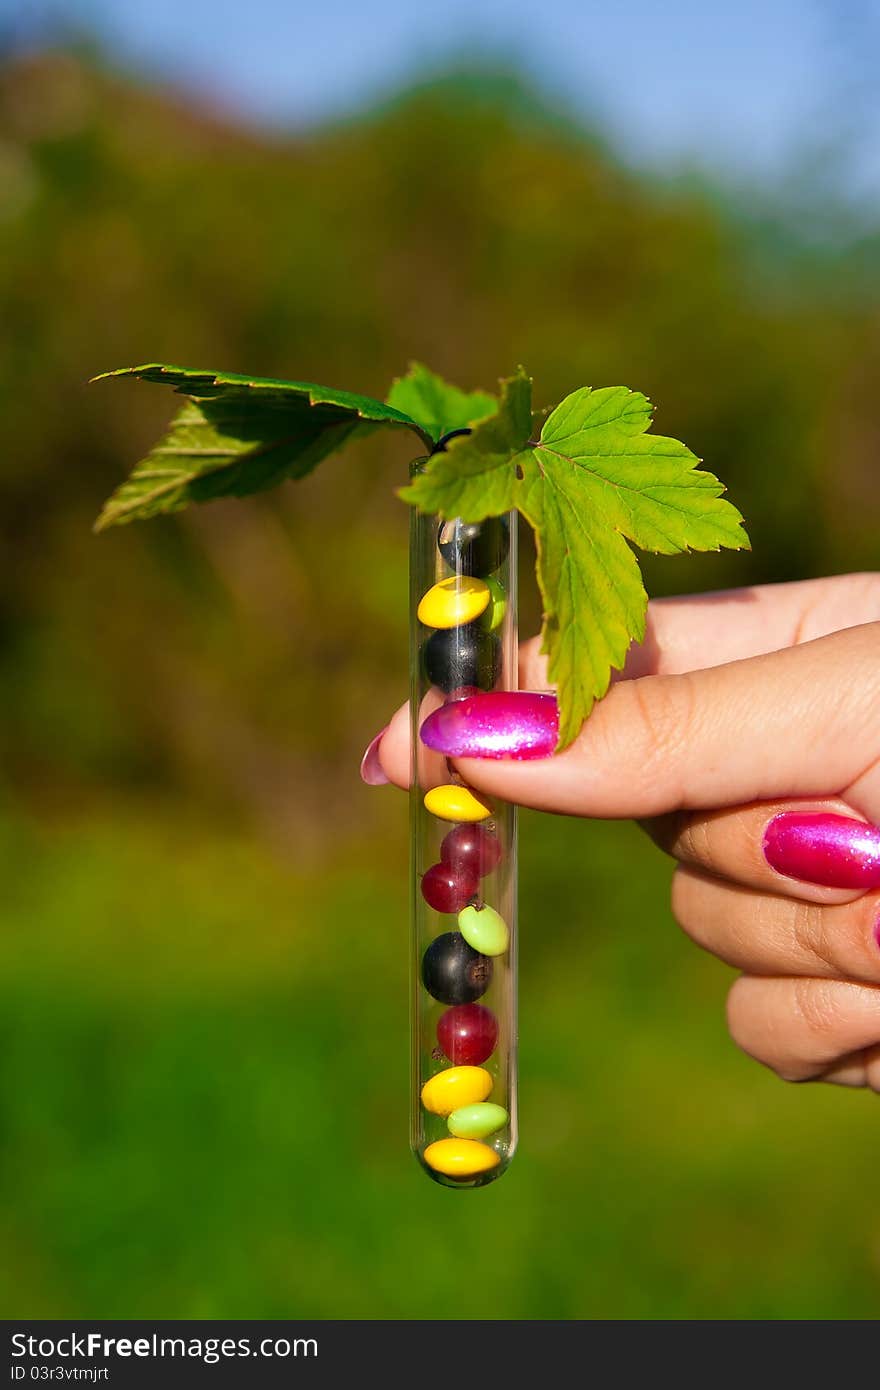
763 813 880 889
419 692 559 760
360 726 390 785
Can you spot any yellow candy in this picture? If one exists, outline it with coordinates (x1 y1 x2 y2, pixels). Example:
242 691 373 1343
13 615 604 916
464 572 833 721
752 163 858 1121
421 1065 493 1116
417 576 490 629
423 784 492 823
424 1138 501 1178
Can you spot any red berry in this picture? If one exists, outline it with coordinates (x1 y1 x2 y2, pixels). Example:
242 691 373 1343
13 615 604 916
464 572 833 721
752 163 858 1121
420 862 479 913
437 1003 498 1065
440 823 502 878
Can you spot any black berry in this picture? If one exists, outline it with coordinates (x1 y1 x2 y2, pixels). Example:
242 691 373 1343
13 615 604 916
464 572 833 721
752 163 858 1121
423 622 501 693
421 932 493 1005
438 517 510 577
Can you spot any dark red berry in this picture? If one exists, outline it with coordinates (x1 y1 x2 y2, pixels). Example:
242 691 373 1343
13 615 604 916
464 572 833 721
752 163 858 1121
437 1003 498 1065
420 862 479 913
441 823 502 878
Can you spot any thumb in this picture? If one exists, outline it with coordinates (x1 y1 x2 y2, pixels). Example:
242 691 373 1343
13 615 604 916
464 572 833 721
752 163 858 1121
433 624 880 821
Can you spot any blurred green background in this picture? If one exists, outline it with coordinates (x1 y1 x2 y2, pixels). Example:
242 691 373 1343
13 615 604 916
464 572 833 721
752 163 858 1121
2 10 880 1320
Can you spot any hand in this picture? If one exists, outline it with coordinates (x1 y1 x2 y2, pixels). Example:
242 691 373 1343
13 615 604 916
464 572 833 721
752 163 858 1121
367 573 880 1091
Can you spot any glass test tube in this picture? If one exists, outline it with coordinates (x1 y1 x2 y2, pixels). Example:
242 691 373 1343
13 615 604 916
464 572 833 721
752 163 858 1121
409 454 518 1188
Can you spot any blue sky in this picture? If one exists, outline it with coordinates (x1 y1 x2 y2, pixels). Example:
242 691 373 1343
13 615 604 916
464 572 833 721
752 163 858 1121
18 0 880 187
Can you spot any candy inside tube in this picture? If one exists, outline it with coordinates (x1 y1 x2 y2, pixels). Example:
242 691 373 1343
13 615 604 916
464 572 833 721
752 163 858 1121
409 479 518 1188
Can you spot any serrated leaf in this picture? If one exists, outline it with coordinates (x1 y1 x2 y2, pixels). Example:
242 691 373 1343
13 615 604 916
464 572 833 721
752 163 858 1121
94 361 749 752
535 386 747 554
397 367 533 515
386 362 497 443
404 378 749 749
516 450 648 747
93 364 430 531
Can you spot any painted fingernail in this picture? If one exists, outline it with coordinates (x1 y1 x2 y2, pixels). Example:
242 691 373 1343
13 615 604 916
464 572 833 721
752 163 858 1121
360 726 390 785
763 812 880 889
419 692 559 760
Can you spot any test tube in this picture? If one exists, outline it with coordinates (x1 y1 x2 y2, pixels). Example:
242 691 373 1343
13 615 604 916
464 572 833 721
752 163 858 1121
409 439 518 1188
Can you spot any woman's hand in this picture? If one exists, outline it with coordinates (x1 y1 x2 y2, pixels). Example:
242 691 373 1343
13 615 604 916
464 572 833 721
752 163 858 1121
365 573 880 1091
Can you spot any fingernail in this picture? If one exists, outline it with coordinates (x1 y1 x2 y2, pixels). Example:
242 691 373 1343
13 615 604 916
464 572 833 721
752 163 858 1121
419 692 558 760
763 812 880 889
360 726 390 785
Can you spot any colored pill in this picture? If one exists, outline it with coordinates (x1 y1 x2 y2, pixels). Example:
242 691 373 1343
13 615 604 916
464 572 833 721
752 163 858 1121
418 576 490 628
423 1138 501 1177
424 784 492 823
421 1065 493 1116
447 1103 509 1140
458 903 509 956
479 576 507 633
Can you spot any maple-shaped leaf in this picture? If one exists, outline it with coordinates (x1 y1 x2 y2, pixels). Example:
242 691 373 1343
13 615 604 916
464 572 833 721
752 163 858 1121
94 361 748 750
93 364 431 531
386 362 497 444
402 374 749 748
397 367 532 515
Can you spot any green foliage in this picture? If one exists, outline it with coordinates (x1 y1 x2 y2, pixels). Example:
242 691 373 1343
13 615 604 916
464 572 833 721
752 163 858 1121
93 364 431 530
386 361 496 442
96 358 746 745
403 373 748 745
398 368 534 515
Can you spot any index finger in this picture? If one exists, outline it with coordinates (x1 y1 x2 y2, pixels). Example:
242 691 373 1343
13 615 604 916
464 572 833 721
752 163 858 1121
377 577 880 802
447 624 880 824
520 572 880 688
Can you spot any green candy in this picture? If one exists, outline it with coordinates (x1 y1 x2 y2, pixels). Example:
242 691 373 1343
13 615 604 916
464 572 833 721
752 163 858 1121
448 1102 509 1140
458 903 509 957
479 575 507 633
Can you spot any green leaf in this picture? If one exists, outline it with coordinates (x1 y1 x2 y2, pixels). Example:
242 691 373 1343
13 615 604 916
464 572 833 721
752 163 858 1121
93 364 430 531
93 361 748 752
397 367 533 515
386 362 497 444
403 379 749 748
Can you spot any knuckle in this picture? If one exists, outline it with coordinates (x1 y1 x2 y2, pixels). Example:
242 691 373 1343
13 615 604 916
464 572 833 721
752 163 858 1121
599 674 694 808
790 901 838 974
674 815 719 875
791 976 844 1041
791 895 880 985
725 977 815 1084
630 675 691 761
784 896 880 985
846 896 880 983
